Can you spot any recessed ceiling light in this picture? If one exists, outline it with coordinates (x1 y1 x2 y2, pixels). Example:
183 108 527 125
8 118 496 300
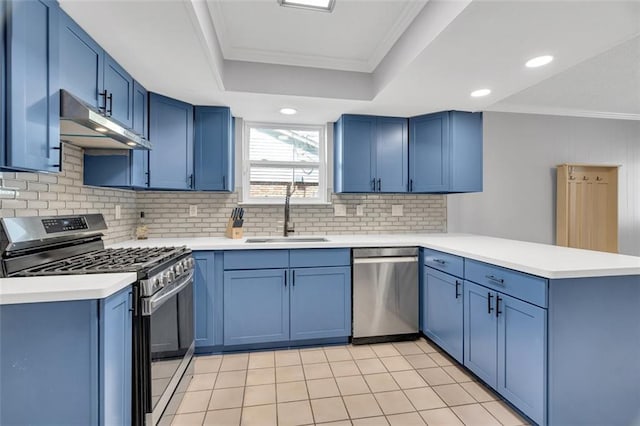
526 55 554 68
470 89 491 98
126 141 137 147
278 0 335 12
280 108 297 115
95 127 107 133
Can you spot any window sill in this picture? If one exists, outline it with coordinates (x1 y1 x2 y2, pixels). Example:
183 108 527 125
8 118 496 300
239 200 332 206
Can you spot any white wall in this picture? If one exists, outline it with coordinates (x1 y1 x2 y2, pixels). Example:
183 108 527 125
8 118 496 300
448 112 640 256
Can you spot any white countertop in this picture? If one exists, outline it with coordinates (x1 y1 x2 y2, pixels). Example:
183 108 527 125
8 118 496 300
111 233 640 279
3 233 638 306
0 273 137 305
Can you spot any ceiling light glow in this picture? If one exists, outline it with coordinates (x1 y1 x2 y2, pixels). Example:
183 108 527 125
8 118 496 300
470 89 491 98
278 0 335 12
95 127 107 133
280 108 297 115
126 142 138 146
526 55 554 68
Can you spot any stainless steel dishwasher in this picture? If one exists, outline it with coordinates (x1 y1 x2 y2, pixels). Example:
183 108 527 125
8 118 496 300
352 247 419 343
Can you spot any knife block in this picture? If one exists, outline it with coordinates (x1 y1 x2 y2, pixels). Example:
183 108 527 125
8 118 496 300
225 217 244 239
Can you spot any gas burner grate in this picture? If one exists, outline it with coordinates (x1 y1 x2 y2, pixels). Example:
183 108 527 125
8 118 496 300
17 246 188 276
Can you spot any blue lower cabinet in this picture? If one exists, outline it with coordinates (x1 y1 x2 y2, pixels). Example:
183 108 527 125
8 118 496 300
0 286 132 425
100 287 132 426
422 267 463 363
463 281 498 388
497 293 546 426
290 266 351 341
194 251 223 349
223 269 289 346
464 280 546 425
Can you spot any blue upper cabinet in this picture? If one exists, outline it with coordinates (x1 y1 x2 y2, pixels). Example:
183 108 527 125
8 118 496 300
334 115 376 192
59 10 103 109
103 54 133 128
409 111 482 193
194 106 234 191
132 80 148 139
5 0 61 172
409 112 450 192
148 93 194 190
83 80 148 189
376 117 408 192
1 1 6 168
334 114 408 193
59 10 135 130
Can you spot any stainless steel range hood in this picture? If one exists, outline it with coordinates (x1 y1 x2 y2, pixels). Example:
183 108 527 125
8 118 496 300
59 90 152 150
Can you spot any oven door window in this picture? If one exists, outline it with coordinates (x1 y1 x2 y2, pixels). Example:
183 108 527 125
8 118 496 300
149 281 194 409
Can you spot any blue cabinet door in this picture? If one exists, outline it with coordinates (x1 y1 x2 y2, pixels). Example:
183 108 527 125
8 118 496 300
449 111 482 192
194 251 219 349
104 54 133 128
497 293 546 426
1 0 6 168
409 112 450 192
335 115 376 192
463 281 497 388
59 9 104 109
194 106 233 191
6 0 60 172
100 286 132 426
223 269 289 346
376 117 408 192
422 267 463 363
290 266 351 341
132 80 148 139
148 93 194 190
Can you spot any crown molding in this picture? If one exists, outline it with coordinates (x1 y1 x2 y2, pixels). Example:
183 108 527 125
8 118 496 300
486 104 640 121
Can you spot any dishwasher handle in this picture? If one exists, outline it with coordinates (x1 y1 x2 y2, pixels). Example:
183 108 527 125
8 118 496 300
353 256 418 264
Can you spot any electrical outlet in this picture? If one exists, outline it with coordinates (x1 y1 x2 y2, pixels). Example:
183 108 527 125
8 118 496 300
356 205 364 216
115 205 121 220
189 205 198 217
392 204 404 217
334 204 347 217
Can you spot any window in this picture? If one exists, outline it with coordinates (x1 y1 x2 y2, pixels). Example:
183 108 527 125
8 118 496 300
242 122 327 204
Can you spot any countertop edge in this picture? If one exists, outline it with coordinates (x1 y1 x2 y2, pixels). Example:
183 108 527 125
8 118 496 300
0 273 138 306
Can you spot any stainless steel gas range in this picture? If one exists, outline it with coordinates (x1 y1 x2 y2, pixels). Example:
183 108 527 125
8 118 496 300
0 214 195 426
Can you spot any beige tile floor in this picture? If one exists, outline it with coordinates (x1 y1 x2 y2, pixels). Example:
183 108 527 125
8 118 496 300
160 338 529 426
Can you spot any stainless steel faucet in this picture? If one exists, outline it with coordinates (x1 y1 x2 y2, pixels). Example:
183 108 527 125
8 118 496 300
284 183 295 237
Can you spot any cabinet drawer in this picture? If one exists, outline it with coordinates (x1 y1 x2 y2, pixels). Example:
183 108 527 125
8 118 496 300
290 249 350 268
423 248 464 278
465 259 547 308
224 250 289 270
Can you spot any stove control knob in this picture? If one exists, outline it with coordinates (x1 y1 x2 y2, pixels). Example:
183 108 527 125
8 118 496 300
164 271 174 284
175 264 184 275
186 258 194 269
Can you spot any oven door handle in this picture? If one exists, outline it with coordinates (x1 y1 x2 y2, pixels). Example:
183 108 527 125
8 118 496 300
142 270 194 316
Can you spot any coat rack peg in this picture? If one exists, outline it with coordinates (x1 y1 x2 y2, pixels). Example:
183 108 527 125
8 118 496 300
596 176 602 181
583 176 589 180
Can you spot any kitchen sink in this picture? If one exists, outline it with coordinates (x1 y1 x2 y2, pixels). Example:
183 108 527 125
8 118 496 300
245 237 329 243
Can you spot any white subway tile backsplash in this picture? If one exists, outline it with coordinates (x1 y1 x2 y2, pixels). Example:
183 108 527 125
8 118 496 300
1 143 446 241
